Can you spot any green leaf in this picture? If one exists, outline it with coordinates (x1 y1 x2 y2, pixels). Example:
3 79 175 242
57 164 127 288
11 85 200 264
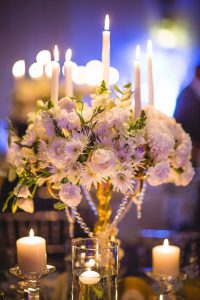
123 82 132 89
47 99 54 109
54 201 66 211
129 110 147 132
61 177 69 184
113 84 122 94
91 285 104 298
97 80 108 94
2 191 15 212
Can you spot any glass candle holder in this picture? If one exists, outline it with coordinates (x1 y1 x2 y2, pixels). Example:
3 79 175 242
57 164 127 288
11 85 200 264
72 238 118 300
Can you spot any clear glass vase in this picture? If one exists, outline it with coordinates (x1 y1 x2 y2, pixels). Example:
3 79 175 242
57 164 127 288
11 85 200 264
72 238 118 300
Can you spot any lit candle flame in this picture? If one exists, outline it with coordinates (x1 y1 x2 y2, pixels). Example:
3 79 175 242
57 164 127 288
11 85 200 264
54 45 59 62
104 14 110 31
29 229 34 237
136 45 140 60
65 48 72 62
147 39 153 55
163 239 169 247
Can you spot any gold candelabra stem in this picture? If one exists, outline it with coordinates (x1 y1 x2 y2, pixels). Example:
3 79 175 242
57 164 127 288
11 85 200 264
94 180 112 235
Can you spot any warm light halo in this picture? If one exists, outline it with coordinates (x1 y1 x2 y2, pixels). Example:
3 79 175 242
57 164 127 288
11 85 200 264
54 45 59 61
12 60 25 78
65 48 72 62
29 62 43 78
147 39 153 55
104 14 110 31
29 229 34 237
136 45 140 60
36 50 51 65
163 239 169 247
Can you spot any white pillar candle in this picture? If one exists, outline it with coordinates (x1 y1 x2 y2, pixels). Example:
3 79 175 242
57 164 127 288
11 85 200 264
147 39 154 106
152 239 180 277
16 229 47 275
79 270 100 285
102 14 110 86
64 48 73 97
134 45 141 119
51 45 60 102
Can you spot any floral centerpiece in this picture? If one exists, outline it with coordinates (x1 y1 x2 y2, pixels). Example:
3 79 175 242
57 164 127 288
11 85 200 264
3 81 194 241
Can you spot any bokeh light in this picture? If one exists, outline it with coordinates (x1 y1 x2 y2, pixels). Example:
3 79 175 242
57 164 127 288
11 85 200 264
12 60 25 78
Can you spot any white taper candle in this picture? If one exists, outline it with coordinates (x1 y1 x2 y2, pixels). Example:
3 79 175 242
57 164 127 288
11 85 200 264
64 48 73 97
147 40 154 106
51 45 60 102
102 14 110 86
134 45 141 119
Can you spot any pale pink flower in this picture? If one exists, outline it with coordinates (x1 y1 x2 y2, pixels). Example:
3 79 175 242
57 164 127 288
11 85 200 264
111 169 134 193
67 163 81 184
58 97 75 112
41 111 55 137
57 110 81 130
91 92 114 109
7 135 23 168
17 198 34 213
14 184 32 198
80 164 104 190
59 183 82 207
47 137 68 167
22 125 36 146
48 165 67 184
65 133 89 161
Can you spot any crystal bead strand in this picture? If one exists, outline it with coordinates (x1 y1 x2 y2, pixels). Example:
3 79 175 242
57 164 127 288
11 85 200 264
112 194 129 226
81 186 98 216
117 197 133 224
72 207 94 237
132 180 147 219
65 206 75 238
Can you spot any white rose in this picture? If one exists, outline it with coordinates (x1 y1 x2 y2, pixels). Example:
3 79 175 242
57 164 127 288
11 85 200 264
90 148 116 177
47 137 68 167
59 183 82 207
58 97 75 112
57 110 81 130
147 161 170 186
14 184 32 198
171 143 191 168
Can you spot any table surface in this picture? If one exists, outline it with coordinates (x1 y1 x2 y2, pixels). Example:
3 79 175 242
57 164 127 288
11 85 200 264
1 270 200 300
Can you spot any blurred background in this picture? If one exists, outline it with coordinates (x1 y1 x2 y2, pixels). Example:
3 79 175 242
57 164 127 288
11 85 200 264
0 0 200 297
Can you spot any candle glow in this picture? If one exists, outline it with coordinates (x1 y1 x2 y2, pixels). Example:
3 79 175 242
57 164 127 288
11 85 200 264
65 48 72 62
29 62 43 79
147 39 153 55
12 60 25 78
29 228 34 237
163 238 169 248
104 14 109 31
16 229 46 274
136 45 140 60
36 50 51 65
54 45 59 62
152 239 180 277
79 270 100 285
